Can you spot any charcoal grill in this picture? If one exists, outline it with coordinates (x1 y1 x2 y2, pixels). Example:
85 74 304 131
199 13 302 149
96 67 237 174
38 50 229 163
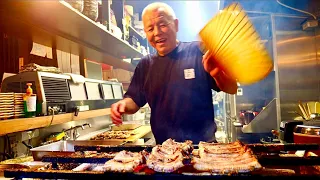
4 142 320 179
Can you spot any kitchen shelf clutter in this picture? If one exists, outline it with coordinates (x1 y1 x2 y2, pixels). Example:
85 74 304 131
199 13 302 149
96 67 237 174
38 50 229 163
1 0 145 72
0 0 152 136
111 0 150 57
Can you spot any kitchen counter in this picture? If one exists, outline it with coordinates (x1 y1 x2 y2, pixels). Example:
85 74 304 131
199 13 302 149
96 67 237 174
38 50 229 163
125 125 152 143
66 125 151 144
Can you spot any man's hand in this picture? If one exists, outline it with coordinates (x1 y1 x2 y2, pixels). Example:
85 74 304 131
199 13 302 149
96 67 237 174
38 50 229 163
202 50 220 77
110 100 126 125
110 98 140 125
202 50 238 94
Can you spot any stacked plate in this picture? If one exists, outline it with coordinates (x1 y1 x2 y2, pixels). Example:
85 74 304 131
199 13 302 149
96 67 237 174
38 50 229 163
0 93 25 120
14 93 25 118
0 93 15 119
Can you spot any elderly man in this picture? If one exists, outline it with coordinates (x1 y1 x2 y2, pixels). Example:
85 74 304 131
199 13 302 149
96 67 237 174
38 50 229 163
111 2 237 144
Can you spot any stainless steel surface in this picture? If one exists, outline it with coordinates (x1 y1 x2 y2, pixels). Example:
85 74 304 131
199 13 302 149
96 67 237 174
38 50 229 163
294 125 320 136
274 16 320 122
30 140 123 161
232 14 320 136
230 13 277 134
62 123 92 140
235 14 276 115
271 14 282 131
110 124 142 131
39 115 112 142
242 98 278 133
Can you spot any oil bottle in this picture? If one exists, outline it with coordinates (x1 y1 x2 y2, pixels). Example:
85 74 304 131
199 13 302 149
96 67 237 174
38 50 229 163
23 83 36 118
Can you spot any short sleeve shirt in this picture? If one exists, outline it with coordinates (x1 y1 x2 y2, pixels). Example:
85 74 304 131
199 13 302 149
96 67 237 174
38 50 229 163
124 41 220 144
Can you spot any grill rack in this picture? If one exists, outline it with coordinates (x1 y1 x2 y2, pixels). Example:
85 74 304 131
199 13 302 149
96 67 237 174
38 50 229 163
4 143 320 179
4 166 320 179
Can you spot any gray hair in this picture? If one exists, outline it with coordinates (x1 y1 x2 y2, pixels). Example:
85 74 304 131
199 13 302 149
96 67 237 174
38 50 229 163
142 2 177 20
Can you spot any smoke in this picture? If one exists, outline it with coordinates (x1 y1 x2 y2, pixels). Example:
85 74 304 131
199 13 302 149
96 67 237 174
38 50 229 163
221 0 314 17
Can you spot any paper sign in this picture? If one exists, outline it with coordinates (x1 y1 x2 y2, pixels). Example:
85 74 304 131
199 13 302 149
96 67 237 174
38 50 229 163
46 46 53 59
30 42 46 57
184 69 195 79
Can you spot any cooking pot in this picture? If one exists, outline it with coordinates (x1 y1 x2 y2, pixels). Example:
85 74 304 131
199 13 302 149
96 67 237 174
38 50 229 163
294 125 320 136
293 125 320 155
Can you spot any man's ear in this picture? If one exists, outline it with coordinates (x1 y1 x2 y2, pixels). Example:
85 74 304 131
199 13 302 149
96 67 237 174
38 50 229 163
174 19 179 32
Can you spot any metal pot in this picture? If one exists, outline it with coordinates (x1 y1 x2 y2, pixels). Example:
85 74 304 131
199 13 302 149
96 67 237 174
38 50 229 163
293 125 320 155
294 125 320 136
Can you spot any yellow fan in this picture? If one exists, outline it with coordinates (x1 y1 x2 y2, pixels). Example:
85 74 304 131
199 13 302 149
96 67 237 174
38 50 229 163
199 2 273 85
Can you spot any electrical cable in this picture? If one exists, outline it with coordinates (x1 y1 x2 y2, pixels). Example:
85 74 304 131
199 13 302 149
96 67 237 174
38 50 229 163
27 139 32 155
5 135 12 158
276 0 317 20
46 107 55 127
2 136 6 161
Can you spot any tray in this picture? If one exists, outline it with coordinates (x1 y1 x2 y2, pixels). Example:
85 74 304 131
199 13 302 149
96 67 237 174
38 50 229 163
6 143 320 179
110 124 142 131
4 167 319 179
31 140 124 161
73 143 320 153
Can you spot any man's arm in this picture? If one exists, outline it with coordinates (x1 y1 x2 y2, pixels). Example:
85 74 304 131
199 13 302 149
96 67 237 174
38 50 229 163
122 97 140 114
111 58 147 125
110 97 140 125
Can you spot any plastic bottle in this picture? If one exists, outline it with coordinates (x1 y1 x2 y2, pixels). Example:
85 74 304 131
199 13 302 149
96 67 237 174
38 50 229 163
23 83 36 118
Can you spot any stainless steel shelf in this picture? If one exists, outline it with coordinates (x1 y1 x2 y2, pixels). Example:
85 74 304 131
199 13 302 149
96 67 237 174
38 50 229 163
1 0 142 71
129 25 146 39
0 109 112 136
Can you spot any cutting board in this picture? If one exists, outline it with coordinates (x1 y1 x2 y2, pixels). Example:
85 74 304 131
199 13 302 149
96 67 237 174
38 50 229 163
125 125 151 143
90 126 151 143
110 124 141 131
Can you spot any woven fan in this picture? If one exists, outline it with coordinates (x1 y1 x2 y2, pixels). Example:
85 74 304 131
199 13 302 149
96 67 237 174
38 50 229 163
199 2 273 85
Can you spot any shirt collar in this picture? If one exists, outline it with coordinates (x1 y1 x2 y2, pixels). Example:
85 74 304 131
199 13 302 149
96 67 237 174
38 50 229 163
156 41 181 59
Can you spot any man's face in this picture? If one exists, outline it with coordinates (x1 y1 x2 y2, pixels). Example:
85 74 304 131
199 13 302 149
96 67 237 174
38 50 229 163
143 7 178 56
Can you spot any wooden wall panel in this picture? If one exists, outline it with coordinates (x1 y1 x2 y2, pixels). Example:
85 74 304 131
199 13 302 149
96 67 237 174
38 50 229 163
0 30 60 88
0 31 19 83
27 54 57 68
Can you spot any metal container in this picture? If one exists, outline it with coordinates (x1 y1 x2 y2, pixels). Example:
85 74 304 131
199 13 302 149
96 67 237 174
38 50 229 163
294 125 320 136
110 124 141 131
293 125 320 155
30 140 123 161
279 120 304 143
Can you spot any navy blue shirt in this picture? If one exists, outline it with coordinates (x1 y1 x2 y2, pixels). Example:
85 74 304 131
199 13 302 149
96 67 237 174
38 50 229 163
124 41 220 144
